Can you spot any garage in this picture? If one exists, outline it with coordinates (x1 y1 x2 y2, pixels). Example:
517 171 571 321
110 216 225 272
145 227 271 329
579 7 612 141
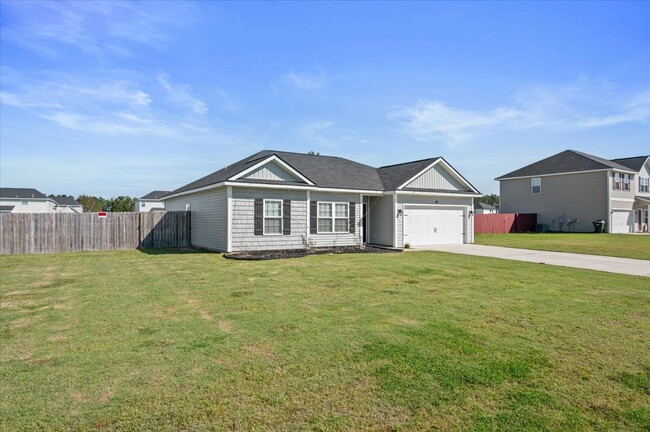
403 206 465 245
610 210 633 233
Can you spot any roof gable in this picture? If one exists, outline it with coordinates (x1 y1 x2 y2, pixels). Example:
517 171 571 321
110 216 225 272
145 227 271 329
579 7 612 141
404 162 467 191
496 150 635 180
239 160 302 182
51 196 81 206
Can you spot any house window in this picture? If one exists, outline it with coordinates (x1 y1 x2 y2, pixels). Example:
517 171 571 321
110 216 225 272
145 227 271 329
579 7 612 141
21 200 28 205
141 202 145 207
640 177 649 193
263 199 282 235
623 174 631 191
645 209 649 226
613 172 621 190
531 177 541 194
317 202 349 233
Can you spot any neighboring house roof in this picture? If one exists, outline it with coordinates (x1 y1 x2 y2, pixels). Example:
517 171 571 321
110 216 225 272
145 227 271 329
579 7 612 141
496 150 635 180
149 207 165 212
0 188 47 199
611 156 649 172
474 202 496 210
51 196 82 206
0 205 15 212
140 191 172 200
169 150 478 196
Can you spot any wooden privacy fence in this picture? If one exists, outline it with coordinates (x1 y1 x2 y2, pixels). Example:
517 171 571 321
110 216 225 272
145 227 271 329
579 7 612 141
474 213 537 234
0 211 191 255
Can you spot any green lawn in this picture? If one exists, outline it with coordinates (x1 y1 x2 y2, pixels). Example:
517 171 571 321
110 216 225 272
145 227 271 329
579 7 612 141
1 250 649 431
476 233 650 260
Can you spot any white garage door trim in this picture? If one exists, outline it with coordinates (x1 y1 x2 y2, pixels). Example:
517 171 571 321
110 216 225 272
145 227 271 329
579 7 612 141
611 210 633 234
403 205 466 246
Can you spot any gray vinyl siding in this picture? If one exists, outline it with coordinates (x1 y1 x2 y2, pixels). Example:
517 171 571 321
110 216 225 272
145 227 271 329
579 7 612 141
242 162 299 182
165 188 228 251
367 195 394 246
231 188 307 251
395 194 473 247
405 164 465 190
310 191 362 247
500 171 608 232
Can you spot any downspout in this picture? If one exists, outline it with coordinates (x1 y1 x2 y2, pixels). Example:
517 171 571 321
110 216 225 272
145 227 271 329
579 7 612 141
606 170 611 233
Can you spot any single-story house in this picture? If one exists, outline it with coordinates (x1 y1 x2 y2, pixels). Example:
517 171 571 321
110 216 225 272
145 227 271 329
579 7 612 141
474 202 498 214
163 150 481 252
496 150 649 233
134 191 170 212
0 188 82 214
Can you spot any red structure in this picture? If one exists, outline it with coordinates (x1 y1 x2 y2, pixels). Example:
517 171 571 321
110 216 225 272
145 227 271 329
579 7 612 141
474 213 537 234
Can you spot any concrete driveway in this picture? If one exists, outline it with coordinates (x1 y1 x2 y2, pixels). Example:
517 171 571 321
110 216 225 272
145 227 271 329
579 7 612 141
410 244 650 277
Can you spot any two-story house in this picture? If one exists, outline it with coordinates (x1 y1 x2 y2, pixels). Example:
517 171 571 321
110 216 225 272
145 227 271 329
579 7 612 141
496 150 649 233
134 191 170 212
612 156 650 232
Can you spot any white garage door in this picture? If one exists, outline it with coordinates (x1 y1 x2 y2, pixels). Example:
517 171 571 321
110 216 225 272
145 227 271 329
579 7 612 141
404 207 464 245
611 211 633 233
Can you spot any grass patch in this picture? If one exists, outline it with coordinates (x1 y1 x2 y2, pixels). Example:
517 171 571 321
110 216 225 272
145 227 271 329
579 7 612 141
1 249 649 430
476 233 650 260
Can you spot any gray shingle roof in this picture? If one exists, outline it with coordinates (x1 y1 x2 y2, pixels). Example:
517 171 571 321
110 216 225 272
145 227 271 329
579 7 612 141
611 156 649 172
51 196 81 206
169 150 478 195
474 202 496 210
140 191 172 200
0 205 15 212
377 158 440 190
0 188 47 199
496 150 635 180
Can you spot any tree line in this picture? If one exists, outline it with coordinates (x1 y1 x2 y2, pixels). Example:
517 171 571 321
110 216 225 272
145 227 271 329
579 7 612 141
75 195 137 212
476 194 499 206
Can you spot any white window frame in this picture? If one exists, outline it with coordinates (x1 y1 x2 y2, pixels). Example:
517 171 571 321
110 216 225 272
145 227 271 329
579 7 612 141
623 174 631 191
640 177 649 193
316 201 349 234
531 177 541 194
263 199 283 236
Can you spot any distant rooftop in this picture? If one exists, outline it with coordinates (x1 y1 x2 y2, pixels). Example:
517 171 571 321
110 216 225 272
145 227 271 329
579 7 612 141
0 188 47 199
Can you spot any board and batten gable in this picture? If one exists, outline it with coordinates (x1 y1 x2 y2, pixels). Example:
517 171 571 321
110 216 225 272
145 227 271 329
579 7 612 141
241 161 302 182
309 191 362 248
404 163 466 190
165 188 228 251
230 188 307 251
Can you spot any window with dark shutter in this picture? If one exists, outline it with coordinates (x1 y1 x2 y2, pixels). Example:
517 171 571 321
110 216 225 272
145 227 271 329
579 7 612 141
283 200 291 235
310 201 317 234
254 199 263 235
349 201 356 233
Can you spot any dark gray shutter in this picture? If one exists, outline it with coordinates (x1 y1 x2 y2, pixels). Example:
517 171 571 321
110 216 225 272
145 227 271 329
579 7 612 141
254 199 263 235
349 201 356 233
310 201 317 234
283 200 291 235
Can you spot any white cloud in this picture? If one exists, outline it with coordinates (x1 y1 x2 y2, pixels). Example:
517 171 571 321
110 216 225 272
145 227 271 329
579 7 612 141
393 79 650 146
0 1 196 58
0 71 210 137
281 69 328 90
157 75 207 115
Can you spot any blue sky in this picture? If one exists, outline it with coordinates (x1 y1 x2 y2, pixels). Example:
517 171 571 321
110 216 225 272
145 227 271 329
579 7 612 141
1 1 648 197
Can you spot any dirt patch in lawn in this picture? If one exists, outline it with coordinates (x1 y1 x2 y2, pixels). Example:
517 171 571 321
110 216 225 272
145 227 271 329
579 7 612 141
224 246 401 261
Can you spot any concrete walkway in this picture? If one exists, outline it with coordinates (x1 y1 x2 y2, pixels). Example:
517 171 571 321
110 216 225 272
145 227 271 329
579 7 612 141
410 244 650 277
